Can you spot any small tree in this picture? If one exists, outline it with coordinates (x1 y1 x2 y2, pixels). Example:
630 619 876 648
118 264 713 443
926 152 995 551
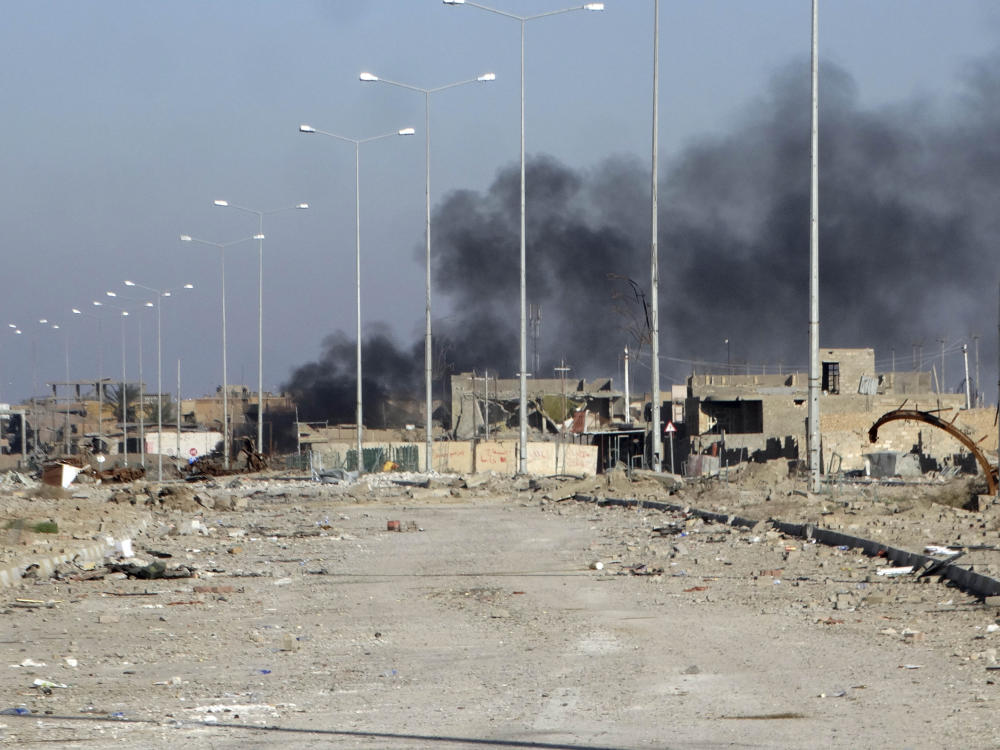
108 384 142 423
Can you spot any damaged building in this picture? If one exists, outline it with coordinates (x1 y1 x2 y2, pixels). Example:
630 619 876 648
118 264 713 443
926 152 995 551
684 347 995 478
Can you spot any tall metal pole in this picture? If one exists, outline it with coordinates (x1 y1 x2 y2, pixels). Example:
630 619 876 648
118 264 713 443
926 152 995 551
963 344 971 409
360 72 492 473
518 16 528 474
256 213 264 454
974 334 981 406
176 359 181 463
97 318 103 456
650 0 662 472
484 369 490 441
138 316 145 467
156 294 163 483
443 3 605 473
624 345 630 424
807 0 822 493
62 331 70 455
214 202 307 453
938 337 946 392
120 314 128 467
221 245 230 468
297 128 409 474
355 142 364 473
424 90 433 471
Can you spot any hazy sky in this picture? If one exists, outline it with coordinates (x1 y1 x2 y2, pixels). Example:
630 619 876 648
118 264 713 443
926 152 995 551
1 1 997 404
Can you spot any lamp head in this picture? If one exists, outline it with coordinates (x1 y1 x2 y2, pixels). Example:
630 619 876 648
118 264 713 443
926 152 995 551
295 203 309 209
183 284 194 289
7 324 15 329
72 309 82 315
253 234 265 240
106 291 117 297
124 281 135 287
298 124 316 134
93 301 102 306
38 319 47 324
443 0 465 4
359 72 378 82
213 200 229 207
398 128 416 136
478 73 496 82
179 235 192 242
583 3 604 10
145 302 154 307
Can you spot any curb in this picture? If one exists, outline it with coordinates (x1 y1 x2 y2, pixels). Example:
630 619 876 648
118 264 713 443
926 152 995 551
0 516 151 589
575 494 1000 599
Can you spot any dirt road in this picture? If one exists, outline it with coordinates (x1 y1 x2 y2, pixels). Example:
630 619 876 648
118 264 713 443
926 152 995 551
2 478 999 749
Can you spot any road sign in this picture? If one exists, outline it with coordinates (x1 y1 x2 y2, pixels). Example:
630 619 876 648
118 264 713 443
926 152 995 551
665 421 677 433
189 448 198 457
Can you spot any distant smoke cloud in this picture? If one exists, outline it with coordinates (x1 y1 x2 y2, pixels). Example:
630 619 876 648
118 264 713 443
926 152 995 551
286 55 1000 421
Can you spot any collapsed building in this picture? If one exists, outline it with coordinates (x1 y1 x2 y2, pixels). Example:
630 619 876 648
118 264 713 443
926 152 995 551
0 380 297 466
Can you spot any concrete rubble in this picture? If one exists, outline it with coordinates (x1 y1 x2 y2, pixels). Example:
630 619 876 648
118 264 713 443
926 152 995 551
1 461 1000 746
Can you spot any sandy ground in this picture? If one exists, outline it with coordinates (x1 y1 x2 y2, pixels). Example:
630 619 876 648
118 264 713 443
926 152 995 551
1 466 1000 749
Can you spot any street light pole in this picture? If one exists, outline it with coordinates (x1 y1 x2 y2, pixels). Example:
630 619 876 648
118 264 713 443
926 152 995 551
93 304 130 465
360 70 495 473
807 0 822 493
123 280 193 483
180 234 257 469
298 124 414 474
108 293 154 467
445 0 604 475
72 308 104 456
650 0 662 472
213 201 308 457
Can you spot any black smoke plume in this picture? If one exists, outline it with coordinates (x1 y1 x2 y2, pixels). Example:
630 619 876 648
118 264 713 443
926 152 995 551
286 55 1000 423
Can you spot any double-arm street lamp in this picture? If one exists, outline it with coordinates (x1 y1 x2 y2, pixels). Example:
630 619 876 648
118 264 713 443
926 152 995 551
106 293 154 467
444 0 604 474
298 124 414 473
122 280 193 483
359 70 495 473
212 201 308 456
93 301 134 465
179 233 259 469
71 307 106 456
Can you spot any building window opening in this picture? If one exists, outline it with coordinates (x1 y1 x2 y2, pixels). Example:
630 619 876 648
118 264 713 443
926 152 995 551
703 400 763 434
822 362 840 394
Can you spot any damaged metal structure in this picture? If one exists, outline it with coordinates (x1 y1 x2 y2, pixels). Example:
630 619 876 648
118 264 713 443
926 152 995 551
450 372 626 440
868 404 999 494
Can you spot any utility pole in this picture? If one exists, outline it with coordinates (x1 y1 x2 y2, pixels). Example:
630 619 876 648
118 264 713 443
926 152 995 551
963 344 971 409
973 334 981 406
938 337 946 392
483 369 490 442
649 0 662 473
807 0 822 494
529 305 541 376
623 346 631 424
555 360 571 474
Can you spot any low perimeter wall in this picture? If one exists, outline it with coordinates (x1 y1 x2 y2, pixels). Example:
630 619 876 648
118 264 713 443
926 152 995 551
310 440 597 477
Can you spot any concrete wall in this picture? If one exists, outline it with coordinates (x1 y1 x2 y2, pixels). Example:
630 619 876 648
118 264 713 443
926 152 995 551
310 439 597 477
821 348 875 393
823 406 997 472
143 430 222 459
